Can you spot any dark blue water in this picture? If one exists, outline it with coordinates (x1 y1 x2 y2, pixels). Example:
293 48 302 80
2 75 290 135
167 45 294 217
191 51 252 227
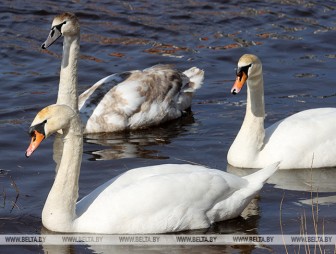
1 0 336 253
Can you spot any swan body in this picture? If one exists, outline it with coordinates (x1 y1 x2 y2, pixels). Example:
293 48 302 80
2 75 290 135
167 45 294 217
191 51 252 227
26 104 279 233
228 54 336 169
41 12 204 134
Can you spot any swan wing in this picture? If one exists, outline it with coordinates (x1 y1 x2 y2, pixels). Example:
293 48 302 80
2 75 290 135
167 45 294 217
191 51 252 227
78 71 133 117
78 66 204 133
75 164 247 233
264 108 336 168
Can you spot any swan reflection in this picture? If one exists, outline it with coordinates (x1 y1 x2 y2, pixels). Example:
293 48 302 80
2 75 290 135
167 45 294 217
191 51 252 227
227 164 336 205
83 114 196 161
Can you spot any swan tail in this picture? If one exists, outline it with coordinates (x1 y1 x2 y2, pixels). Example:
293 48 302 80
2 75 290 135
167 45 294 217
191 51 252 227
183 67 204 92
243 161 280 186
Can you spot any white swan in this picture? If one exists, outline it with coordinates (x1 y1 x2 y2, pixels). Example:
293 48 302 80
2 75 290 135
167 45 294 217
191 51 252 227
228 54 336 169
41 12 204 134
26 104 279 233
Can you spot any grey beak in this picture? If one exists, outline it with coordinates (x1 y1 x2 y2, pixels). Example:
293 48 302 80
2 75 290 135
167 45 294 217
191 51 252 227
41 27 62 49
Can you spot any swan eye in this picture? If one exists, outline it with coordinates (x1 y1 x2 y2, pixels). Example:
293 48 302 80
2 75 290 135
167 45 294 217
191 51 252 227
52 21 67 34
236 64 252 78
32 132 37 142
28 120 47 137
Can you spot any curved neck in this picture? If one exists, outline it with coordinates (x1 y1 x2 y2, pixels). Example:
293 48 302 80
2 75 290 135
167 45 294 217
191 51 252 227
42 115 82 232
234 74 266 153
245 76 265 124
57 35 80 111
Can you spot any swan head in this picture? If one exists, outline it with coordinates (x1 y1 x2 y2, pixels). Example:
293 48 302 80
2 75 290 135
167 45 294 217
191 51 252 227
231 54 262 94
41 12 80 49
25 104 77 157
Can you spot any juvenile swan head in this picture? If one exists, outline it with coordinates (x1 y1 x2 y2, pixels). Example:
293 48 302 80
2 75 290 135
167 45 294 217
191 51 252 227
41 12 80 49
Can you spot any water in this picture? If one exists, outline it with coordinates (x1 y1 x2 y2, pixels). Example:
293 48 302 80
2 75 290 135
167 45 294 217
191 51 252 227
1 0 336 253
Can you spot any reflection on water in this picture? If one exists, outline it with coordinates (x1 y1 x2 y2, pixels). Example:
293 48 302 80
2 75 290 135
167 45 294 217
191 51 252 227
0 169 20 213
228 164 336 208
228 165 336 193
299 195 336 206
84 113 195 160
42 244 256 254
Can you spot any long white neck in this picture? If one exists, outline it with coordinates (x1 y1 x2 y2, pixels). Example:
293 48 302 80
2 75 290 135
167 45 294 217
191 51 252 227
42 115 82 232
57 35 79 112
229 71 265 164
242 74 265 138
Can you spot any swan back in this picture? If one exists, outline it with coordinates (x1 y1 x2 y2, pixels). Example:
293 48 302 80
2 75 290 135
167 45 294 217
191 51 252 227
74 163 278 233
78 65 204 133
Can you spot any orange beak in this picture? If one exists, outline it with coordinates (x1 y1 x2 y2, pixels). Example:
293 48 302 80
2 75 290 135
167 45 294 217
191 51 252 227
25 130 45 158
231 71 248 95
